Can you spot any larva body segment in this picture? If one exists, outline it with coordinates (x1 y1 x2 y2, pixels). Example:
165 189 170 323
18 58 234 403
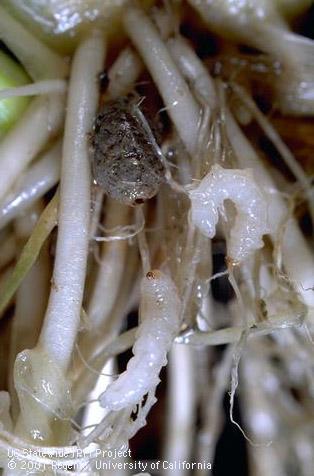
189 164 269 262
92 96 165 206
100 270 181 411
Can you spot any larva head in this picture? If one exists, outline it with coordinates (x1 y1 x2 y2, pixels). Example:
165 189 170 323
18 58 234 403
146 270 162 280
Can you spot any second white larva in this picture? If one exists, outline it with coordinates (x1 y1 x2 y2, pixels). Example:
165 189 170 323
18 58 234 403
100 270 181 411
189 164 269 262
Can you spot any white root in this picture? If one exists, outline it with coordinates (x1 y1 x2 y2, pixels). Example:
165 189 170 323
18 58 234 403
187 0 285 46
93 216 144 242
87 200 130 330
100 270 181 411
167 36 216 109
0 141 61 229
151 4 176 40
0 80 67 99
0 94 64 202
163 345 196 475
196 344 235 472
123 5 200 154
39 30 106 370
274 31 314 115
189 164 269 262
0 6 67 80
107 47 143 99
228 331 261 445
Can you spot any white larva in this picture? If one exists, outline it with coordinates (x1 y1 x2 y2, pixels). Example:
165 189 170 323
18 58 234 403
189 164 269 262
100 270 181 411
